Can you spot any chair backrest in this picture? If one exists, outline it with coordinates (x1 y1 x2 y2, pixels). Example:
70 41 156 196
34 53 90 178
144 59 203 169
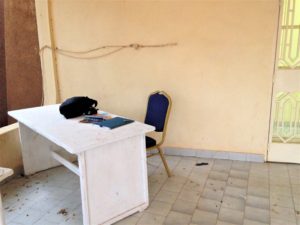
144 91 171 132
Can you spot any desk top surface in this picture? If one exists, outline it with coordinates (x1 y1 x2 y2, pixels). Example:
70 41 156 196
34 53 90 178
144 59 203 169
8 105 154 154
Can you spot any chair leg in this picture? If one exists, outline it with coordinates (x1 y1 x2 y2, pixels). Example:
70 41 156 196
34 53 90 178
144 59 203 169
157 147 172 177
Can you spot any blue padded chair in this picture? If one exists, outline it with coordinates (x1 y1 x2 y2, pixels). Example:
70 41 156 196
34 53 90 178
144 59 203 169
145 91 172 177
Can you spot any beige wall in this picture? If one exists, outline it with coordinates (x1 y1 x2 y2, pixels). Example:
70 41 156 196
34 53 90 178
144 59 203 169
35 0 279 155
0 124 23 174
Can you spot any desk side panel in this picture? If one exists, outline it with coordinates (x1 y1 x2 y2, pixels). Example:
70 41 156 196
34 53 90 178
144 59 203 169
79 135 148 225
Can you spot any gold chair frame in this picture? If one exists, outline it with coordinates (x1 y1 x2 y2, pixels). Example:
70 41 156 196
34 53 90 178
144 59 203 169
146 90 172 177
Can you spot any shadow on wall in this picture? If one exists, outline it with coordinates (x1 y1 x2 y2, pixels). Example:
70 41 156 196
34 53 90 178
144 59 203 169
0 0 42 127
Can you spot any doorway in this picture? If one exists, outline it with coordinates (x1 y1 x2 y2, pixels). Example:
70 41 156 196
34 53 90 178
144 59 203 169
268 0 300 163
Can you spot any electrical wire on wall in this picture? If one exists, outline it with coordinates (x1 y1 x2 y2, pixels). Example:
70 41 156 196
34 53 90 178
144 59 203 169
39 42 178 105
40 43 177 59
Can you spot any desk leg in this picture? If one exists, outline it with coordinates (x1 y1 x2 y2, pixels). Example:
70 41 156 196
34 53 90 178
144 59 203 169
18 123 75 175
78 135 149 225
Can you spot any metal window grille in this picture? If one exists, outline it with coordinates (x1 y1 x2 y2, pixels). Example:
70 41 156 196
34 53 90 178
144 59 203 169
278 0 300 69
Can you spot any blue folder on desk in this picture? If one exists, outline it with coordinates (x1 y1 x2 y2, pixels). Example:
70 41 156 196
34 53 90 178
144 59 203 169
96 117 134 129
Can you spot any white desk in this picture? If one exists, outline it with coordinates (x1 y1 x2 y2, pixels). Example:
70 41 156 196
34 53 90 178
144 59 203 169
8 105 154 225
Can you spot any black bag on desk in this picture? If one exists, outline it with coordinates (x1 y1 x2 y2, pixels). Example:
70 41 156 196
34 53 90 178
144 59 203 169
59 96 98 119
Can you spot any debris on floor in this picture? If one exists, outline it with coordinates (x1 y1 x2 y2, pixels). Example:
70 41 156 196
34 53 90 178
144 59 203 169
57 208 68 216
1 156 300 225
195 162 209 166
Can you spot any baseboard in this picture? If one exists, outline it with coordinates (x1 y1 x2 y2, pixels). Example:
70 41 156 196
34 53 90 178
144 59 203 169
160 147 264 163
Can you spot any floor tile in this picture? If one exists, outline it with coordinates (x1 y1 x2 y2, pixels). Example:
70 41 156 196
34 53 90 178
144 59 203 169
172 199 197 215
173 166 193 177
162 180 185 193
216 221 238 225
12 208 44 225
155 190 178 204
209 171 229 181
245 206 270 224
6 222 25 225
248 178 268 189
178 189 201 203
183 180 205 192
205 179 226 191
295 203 300 212
137 212 165 225
111 215 140 225
243 219 269 225
249 169 268 176
214 159 232 167
212 164 231 173
201 187 224 201
270 179 290 188
270 194 294 208
168 175 188 184
224 186 247 199
218 207 244 225
191 171 209 178
192 209 218 225
231 161 250 171
270 185 292 196
227 177 248 188
247 186 269 198
164 211 191 225
229 170 248 180
271 218 297 225
197 197 221 213
292 185 300 195
222 195 245 211
188 173 208 185
145 200 172 216
30 196 61 212
246 195 269 209
270 205 297 224
193 166 212 174
34 219 58 225
290 176 300 185
148 182 163 197
37 207 75 224
296 212 300 225
294 194 300 206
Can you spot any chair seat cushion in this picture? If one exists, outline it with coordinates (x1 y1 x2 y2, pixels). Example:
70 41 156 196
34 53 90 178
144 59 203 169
146 136 157 148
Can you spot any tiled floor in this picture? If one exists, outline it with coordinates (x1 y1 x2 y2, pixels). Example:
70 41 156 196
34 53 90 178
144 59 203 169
1 155 300 225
